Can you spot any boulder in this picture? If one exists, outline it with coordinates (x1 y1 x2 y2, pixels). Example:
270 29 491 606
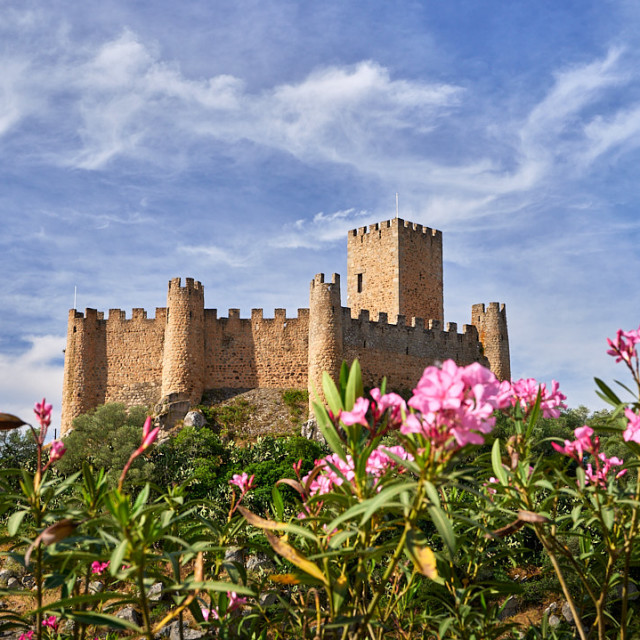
89 581 104 594
224 547 244 566
167 621 205 640
183 411 207 428
147 582 164 602
116 606 142 626
246 553 274 573
301 419 325 443
498 596 519 620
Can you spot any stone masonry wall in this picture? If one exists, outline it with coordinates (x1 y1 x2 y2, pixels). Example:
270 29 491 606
342 309 488 391
347 220 399 320
204 308 309 389
397 221 443 323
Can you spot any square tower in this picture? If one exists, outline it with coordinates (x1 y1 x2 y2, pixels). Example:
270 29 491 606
347 218 443 323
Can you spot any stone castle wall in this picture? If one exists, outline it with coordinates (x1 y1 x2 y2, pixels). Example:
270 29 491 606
61 217 510 434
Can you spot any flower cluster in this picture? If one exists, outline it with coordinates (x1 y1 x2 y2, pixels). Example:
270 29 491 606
33 398 53 445
201 591 247 622
42 615 58 631
508 377 567 419
624 408 640 444
303 446 412 498
91 560 110 575
402 361 510 449
607 326 640 365
552 425 626 487
230 472 255 495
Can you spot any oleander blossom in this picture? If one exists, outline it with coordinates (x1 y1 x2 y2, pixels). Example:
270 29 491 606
585 454 627 487
339 397 370 426
403 360 507 448
91 560 110 575
607 326 640 365
18 632 34 640
41 616 58 631
303 446 413 498
230 472 255 494
228 591 248 612
370 389 407 428
552 425 627 487
509 378 567 419
49 440 66 463
623 408 640 444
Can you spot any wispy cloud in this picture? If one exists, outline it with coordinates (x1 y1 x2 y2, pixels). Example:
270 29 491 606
0 335 65 433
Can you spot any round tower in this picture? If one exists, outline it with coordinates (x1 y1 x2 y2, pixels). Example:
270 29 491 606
161 278 206 405
471 302 511 381
61 309 103 435
308 273 343 407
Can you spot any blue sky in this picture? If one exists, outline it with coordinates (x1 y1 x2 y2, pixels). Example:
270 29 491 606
2 0 640 432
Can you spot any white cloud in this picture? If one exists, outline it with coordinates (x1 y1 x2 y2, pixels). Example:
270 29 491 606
0 336 65 436
271 208 373 249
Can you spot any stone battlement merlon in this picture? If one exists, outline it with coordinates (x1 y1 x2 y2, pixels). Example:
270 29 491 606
349 218 441 240
167 277 204 293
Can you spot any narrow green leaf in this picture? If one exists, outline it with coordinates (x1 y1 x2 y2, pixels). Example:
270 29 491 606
64 611 141 631
312 401 347 462
359 483 416 526
109 538 128 576
424 481 441 509
271 486 284 521
428 504 456 555
339 361 349 394
594 377 622 407
132 483 150 513
322 371 344 415
345 360 363 411
7 510 28 537
491 439 508 485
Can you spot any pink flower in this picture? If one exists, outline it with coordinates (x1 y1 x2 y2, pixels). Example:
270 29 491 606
19 631 34 640
49 440 66 463
510 378 567 419
607 327 640 365
91 560 110 575
370 389 407 427
292 459 302 478
42 615 58 631
230 472 255 494
585 453 627 487
552 425 596 460
623 409 640 444
34 398 52 428
202 607 219 621
227 591 248 612
339 397 370 426
403 360 505 449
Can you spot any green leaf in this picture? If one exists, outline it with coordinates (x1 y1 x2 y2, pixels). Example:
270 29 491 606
132 483 150 513
428 504 456 555
7 510 28 537
65 611 141 631
271 486 284 521
491 439 508 485
594 377 622 407
322 371 344 416
424 481 441 509
345 360 363 411
109 538 129 576
312 401 347 462
339 361 349 394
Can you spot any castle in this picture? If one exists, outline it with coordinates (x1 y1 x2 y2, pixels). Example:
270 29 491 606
60 218 510 434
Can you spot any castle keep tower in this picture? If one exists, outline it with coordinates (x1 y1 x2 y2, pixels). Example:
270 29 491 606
161 278 205 405
347 218 443 323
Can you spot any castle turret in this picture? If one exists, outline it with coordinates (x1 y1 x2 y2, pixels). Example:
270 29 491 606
161 278 205 406
471 302 511 381
308 273 343 406
347 218 443 323
61 309 106 435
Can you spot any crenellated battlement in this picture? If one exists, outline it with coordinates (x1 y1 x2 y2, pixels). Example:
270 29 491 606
349 218 441 241
168 277 203 293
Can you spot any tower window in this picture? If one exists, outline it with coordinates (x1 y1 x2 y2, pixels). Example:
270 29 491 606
357 273 363 293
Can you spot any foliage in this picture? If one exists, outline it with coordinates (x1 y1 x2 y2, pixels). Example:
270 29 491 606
282 388 309 424
54 403 152 486
3 324 640 639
